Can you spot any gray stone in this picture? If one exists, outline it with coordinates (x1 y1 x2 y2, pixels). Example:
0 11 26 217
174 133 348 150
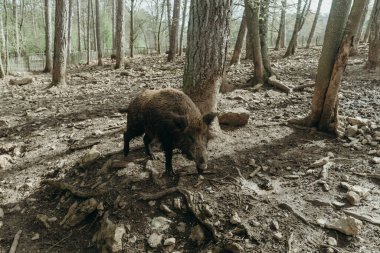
219 108 250 127
327 237 337 246
148 233 163 248
345 125 358 137
0 155 12 170
346 117 368 127
326 216 362 236
372 157 380 164
230 211 241 225
151 216 171 232
163 237 176 246
346 191 361 205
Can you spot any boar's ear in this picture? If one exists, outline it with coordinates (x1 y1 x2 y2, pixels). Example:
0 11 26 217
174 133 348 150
170 113 189 131
203 112 217 126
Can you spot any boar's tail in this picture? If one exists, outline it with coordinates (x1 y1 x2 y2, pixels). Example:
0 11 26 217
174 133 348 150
118 107 129 113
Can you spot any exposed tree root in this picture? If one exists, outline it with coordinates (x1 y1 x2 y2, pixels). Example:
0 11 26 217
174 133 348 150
343 210 380 226
268 76 291 94
42 180 109 198
278 202 309 225
139 187 218 241
9 230 22 253
293 83 315 91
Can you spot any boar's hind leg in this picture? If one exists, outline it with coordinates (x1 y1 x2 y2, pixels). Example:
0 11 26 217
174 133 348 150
123 128 143 157
143 134 157 160
162 143 175 176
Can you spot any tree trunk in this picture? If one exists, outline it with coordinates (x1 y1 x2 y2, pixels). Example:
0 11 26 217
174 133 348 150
87 0 91 64
3 0 8 74
67 0 73 65
275 0 286 50
112 0 116 53
351 0 369 55
306 0 323 49
291 0 361 134
52 0 69 86
183 0 232 115
91 0 97 51
43 0 52 73
115 0 125 69
366 0 380 69
244 6 253 60
363 1 376 42
245 0 264 84
259 0 274 77
77 0 81 52
179 0 188 56
95 0 102 65
0 4 5 77
13 0 20 59
130 0 135 57
284 0 311 57
167 0 180 61
166 0 172 44
157 0 165 54
230 13 247 65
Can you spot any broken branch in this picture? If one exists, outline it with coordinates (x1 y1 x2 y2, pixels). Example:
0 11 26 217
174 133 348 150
9 230 22 253
42 180 108 198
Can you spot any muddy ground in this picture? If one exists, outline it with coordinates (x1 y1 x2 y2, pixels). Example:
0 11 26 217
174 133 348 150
0 46 379 253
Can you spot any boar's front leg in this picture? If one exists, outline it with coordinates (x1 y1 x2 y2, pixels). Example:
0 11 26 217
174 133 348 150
143 134 157 160
123 127 143 156
162 142 175 176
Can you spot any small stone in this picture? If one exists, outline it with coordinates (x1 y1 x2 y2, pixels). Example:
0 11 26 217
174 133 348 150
341 175 349 182
270 220 279 230
176 222 186 233
48 216 58 222
346 191 361 205
189 225 205 246
173 198 182 210
0 208 4 219
273 232 283 240
346 117 368 127
151 216 171 232
327 152 335 158
0 154 12 170
219 108 250 127
9 204 21 213
31 233 40 241
372 157 380 164
327 237 337 246
204 205 213 217
249 159 256 167
326 216 362 236
148 201 156 207
159 203 176 217
332 201 345 208
326 247 335 253
36 214 51 229
368 150 377 155
351 185 370 198
340 182 351 190
148 233 163 248
80 147 101 165
317 218 327 227
163 237 176 246
345 125 358 137
128 235 137 244
230 211 241 225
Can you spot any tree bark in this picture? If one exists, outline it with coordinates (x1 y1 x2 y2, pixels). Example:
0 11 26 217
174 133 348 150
183 0 232 115
363 1 376 42
284 0 311 57
275 0 286 50
259 0 274 77
95 0 102 65
67 0 73 65
115 0 125 69
351 0 369 55
179 0 188 56
13 0 20 59
157 0 165 54
166 0 172 44
0 4 5 77
230 13 247 65
244 6 253 60
52 0 69 86
130 0 135 57
77 0 81 52
306 0 323 49
366 0 380 69
245 0 264 84
291 0 361 134
43 0 52 73
3 0 8 74
87 0 91 64
167 0 180 61
112 0 116 53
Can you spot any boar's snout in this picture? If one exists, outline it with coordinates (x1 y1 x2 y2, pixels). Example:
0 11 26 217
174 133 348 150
195 149 208 174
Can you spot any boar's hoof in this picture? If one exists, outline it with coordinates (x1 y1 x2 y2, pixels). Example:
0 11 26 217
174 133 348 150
196 164 207 174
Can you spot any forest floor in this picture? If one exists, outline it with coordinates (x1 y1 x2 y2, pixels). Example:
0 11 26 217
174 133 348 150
0 46 379 253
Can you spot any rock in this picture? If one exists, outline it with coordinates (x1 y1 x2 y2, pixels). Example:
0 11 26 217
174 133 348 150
92 213 126 253
80 147 101 165
249 159 256 167
176 222 186 233
345 125 358 137
340 182 351 190
148 233 163 248
326 216 362 236
9 204 21 213
317 218 327 227
163 237 176 246
372 157 380 164
219 108 250 127
341 175 349 182
0 207 4 219
173 197 183 210
310 157 329 168
346 191 361 205
368 150 377 155
326 247 335 253
31 233 40 241
270 220 279 230
189 225 205 246
128 235 137 244
151 216 171 232
9 77 33 86
0 221 3 228
346 117 369 127
327 237 337 246
36 214 51 229
0 154 12 170
230 211 241 225
273 232 283 240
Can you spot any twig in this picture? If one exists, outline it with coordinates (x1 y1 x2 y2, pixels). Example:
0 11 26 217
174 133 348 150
69 141 100 151
9 230 22 253
278 202 309 225
42 180 108 198
46 231 73 252
249 167 262 178
235 167 245 180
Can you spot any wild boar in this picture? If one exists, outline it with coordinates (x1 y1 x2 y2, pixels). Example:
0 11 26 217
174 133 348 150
123 88 216 175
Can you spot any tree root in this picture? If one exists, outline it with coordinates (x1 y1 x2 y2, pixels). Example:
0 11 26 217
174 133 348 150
268 76 291 94
293 83 315 91
278 202 309 225
343 210 380 226
42 180 108 198
9 230 22 253
139 187 218 241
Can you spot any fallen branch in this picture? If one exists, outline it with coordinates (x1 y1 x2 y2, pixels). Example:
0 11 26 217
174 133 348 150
139 187 180 201
287 232 295 253
69 141 100 152
268 76 291 94
42 180 108 198
278 202 309 225
343 210 380 226
9 230 22 253
293 83 315 91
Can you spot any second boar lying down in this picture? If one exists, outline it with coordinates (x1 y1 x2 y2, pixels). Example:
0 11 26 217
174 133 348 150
123 88 216 175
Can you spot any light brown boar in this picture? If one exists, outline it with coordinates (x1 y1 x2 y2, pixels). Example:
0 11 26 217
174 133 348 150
123 88 216 175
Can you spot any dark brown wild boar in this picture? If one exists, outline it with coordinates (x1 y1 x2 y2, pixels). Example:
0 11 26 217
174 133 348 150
123 88 216 175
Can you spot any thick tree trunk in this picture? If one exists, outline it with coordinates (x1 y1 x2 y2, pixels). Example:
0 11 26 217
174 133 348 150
130 0 135 58
244 6 253 60
0 5 5 77
43 0 52 73
245 0 264 84
291 0 363 134
366 0 380 69
115 0 125 69
183 0 232 115
284 0 311 57
67 0 73 65
95 0 102 65
167 0 180 61
87 0 91 64
91 0 97 51
306 0 323 49
363 1 376 42
179 0 188 56
351 0 369 55
52 0 69 86
3 0 8 74
77 0 81 52
230 13 247 65
275 0 286 50
166 0 172 44
259 0 274 77
13 0 20 59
